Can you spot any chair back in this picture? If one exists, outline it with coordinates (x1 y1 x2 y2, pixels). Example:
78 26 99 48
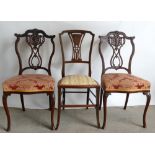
59 30 95 77
15 29 55 75
99 31 135 74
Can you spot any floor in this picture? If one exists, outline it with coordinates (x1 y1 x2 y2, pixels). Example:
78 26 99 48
0 106 155 133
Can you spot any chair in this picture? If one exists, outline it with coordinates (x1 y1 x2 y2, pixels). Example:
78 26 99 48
2 29 55 131
56 30 100 129
99 31 151 129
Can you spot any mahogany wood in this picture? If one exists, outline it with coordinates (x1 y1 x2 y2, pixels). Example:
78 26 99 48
56 30 100 129
2 29 56 131
143 92 151 128
99 31 151 129
123 93 129 110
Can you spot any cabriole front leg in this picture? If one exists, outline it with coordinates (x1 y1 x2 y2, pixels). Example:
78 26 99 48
96 88 100 128
20 94 25 111
2 93 11 131
49 93 55 130
123 93 129 110
102 92 110 129
143 92 151 128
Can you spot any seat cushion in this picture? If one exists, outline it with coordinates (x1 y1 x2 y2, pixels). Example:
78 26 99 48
58 75 99 88
3 74 55 92
102 73 150 92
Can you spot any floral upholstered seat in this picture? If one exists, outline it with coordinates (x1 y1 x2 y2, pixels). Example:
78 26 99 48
102 73 150 92
99 31 151 129
58 75 99 87
2 29 56 131
3 74 55 93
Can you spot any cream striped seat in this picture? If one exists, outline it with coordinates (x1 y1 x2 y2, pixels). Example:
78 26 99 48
58 75 99 87
56 30 100 130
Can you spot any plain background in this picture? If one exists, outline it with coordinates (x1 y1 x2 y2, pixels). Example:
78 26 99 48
0 1 155 155
0 21 154 109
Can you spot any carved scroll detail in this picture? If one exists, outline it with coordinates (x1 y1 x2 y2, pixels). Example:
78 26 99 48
107 31 125 69
69 32 85 61
26 31 45 69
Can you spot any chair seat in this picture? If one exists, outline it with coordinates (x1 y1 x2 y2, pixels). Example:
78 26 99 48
58 75 99 88
3 74 55 93
102 73 150 92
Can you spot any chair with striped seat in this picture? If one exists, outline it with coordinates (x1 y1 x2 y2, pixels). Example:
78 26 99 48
56 30 100 129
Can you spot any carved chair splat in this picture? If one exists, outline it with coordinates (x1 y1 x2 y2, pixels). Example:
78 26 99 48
99 31 151 129
2 29 56 131
56 30 100 129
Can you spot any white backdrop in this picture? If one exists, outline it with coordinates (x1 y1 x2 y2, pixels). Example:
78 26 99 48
0 21 154 109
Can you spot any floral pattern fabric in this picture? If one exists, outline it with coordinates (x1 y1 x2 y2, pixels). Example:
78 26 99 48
102 73 150 92
3 74 55 92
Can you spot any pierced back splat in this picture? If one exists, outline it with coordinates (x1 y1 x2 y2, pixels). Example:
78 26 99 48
68 32 85 61
99 31 135 74
108 31 125 69
59 30 95 77
26 32 45 69
15 29 55 75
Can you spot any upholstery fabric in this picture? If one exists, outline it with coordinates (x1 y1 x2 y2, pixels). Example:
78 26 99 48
3 74 54 92
58 75 99 87
102 73 150 92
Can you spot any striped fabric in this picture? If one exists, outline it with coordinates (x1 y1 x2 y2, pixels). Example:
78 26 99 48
59 75 99 87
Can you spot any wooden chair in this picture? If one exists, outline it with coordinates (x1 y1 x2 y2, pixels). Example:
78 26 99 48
56 30 100 129
99 31 151 129
2 29 55 131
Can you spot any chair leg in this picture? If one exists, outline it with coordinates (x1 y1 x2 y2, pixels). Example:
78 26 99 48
55 87 61 130
62 88 65 110
143 92 151 128
49 95 52 110
99 88 103 110
2 93 11 131
102 92 110 129
123 93 129 110
20 94 25 111
86 88 90 109
96 88 100 128
49 93 55 130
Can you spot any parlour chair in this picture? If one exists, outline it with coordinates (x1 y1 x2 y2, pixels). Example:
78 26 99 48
99 31 151 129
56 30 100 129
2 29 55 131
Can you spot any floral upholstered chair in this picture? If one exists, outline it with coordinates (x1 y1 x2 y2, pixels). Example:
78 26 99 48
99 31 151 129
2 29 55 131
56 30 100 129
